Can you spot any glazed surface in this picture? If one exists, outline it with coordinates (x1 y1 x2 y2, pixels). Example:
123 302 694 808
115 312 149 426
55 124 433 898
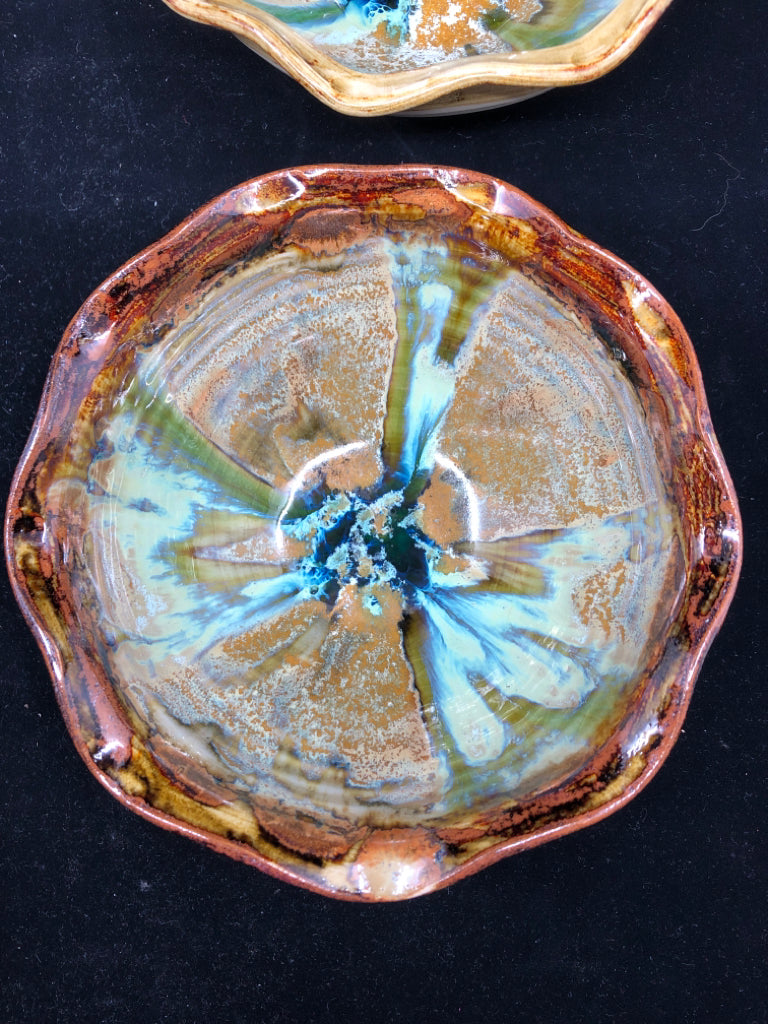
238 0 623 74
161 0 675 114
8 168 739 898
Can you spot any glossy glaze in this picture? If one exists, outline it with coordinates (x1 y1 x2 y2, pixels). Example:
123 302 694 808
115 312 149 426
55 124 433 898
161 0 674 114
7 167 741 899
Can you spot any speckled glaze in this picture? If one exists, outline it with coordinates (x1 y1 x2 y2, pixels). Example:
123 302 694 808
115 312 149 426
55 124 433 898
161 0 674 115
7 167 740 900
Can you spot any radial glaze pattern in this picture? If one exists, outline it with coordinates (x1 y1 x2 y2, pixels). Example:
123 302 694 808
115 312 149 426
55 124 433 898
7 168 741 899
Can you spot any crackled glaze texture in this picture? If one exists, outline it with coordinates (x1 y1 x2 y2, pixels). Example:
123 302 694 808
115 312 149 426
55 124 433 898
7 168 740 900
161 0 674 114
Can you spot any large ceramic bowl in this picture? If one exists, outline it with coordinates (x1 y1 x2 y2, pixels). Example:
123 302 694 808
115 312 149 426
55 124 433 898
7 166 740 900
161 0 674 114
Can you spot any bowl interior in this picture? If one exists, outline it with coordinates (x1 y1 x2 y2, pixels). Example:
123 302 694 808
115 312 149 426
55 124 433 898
229 0 626 75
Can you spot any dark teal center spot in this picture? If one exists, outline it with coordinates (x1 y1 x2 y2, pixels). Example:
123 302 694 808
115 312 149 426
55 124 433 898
300 492 434 607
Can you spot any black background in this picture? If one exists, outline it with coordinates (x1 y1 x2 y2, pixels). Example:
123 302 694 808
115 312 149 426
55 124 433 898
2 2 766 1021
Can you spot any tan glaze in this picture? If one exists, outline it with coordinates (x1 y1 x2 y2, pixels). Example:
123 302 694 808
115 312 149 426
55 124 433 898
161 0 674 115
6 167 741 900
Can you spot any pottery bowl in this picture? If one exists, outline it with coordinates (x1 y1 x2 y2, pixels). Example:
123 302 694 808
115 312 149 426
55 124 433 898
7 166 740 900
161 0 674 115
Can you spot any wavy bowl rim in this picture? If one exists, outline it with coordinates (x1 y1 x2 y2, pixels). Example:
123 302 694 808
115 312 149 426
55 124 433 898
161 0 675 115
6 164 742 900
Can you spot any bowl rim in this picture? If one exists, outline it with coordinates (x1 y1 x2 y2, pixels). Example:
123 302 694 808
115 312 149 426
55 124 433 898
161 0 675 115
6 164 742 900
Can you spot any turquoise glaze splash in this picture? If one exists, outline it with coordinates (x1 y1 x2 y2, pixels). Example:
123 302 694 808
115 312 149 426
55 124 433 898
244 0 409 38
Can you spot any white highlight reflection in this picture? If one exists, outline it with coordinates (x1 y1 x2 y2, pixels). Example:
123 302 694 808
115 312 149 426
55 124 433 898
275 441 366 552
434 452 481 542
239 172 306 214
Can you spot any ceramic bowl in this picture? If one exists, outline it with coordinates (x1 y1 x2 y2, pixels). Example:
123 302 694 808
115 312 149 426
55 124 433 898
7 166 740 900
161 0 674 115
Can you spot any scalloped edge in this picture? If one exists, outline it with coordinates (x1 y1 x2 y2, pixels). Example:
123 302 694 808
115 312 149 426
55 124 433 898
6 165 742 899
161 0 674 115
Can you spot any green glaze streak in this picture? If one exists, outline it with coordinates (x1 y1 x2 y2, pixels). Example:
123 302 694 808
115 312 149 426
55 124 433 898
380 241 506 486
485 0 620 50
123 379 284 519
435 240 506 365
380 250 420 481
246 0 346 26
401 611 467 783
164 544 286 591
456 512 645 598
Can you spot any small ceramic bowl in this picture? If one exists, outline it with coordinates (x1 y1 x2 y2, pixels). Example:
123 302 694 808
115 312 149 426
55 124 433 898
161 0 674 115
7 166 740 900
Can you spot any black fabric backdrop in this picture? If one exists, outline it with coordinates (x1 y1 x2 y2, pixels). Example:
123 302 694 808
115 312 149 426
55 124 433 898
2 2 766 1021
